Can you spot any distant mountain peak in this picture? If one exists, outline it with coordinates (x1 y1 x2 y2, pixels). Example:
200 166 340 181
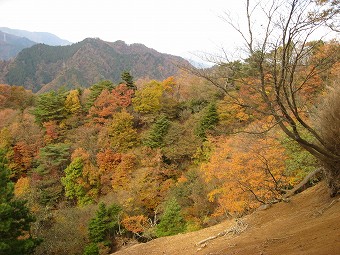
0 30 36 60
0 27 72 46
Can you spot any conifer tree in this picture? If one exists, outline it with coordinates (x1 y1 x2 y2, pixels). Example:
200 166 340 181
144 114 170 148
84 202 122 254
196 103 219 139
83 243 99 255
88 203 108 243
156 198 186 237
0 151 41 255
121 71 136 90
32 89 68 125
34 143 70 206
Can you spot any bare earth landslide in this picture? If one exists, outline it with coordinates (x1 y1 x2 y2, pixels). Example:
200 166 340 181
113 182 340 255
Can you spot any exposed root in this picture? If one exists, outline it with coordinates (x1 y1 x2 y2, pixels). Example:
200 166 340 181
314 198 340 216
196 219 248 247
283 168 322 199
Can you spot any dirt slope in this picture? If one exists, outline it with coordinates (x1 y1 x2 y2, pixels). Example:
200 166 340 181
113 182 340 255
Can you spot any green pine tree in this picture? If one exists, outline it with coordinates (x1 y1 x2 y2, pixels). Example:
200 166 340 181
0 151 41 255
85 202 122 254
32 89 68 125
34 143 70 206
196 103 219 139
143 114 170 148
88 203 108 243
121 71 136 90
156 198 186 237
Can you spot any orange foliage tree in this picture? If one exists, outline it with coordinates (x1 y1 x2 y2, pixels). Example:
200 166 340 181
0 113 43 179
88 84 134 124
217 95 251 131
121 215 149 235
43 121 60 144
0 84 34 110
9 141 35 178
96 149 136 194
202 134 288 216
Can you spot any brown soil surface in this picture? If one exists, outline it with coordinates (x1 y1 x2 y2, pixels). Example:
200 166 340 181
113 182 340 255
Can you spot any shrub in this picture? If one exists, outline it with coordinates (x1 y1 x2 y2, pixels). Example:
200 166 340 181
318 85 340 196
83 243 99 255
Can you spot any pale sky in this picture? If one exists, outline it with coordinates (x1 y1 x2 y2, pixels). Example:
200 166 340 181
0 0 246 61
2 0 337 64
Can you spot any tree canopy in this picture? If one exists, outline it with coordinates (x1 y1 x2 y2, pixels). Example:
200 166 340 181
0 152 41 254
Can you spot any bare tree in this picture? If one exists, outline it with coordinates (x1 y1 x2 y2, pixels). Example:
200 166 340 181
187 0 340 196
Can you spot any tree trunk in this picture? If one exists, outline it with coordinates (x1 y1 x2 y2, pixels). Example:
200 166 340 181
283 168 322 199
324 162 340 197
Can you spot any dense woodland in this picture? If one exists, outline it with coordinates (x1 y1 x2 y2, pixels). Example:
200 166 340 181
0 0 339 254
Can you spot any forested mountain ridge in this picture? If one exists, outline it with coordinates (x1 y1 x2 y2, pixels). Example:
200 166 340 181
0 38 192 93
0 30 36 60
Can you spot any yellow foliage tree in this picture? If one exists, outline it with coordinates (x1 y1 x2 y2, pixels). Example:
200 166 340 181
132 80 164 114
217 95 251 132
109 110 138 151
65 90 82 115
132 77 178 115
14 177 30 197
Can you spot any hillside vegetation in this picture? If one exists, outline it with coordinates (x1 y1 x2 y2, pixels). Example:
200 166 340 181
113 182 340 255
0 0 339 254
0 37 339 255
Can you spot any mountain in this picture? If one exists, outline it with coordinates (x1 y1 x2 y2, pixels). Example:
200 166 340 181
0 27 71 46
0 38 192 93
0 30 36 60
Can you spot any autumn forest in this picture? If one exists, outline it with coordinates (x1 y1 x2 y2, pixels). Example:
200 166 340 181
0 0 339 255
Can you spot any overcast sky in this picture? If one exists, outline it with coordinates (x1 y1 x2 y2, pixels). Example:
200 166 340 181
0 0 247 61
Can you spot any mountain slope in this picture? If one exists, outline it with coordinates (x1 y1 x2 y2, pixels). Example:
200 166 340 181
0 30 36 60
113 182 340 255
1 38 191 92
0 27 71 46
